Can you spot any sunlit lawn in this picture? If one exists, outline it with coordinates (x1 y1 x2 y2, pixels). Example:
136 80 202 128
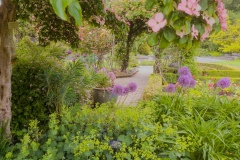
214 59 240 69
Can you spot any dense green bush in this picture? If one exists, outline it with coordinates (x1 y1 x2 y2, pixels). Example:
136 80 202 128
5 104 184 160
11 38 91 140
138 42 151 55
141 93 240 159
201 70 240 77
163 73 178 84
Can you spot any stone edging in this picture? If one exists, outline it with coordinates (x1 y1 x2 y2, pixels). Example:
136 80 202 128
116 68 139 78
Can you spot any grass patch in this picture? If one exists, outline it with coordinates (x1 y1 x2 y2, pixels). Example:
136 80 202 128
213 59 240 69
138 60 154 66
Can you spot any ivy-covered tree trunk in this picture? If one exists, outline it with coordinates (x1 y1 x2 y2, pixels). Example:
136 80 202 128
0 0 16 136
121 26 133 72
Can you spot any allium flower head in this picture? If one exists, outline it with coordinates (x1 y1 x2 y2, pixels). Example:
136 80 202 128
165 84 176 93
112 85 124 96
66 50 72 55
123 87 130 95
178 75 192 87
216 77 230 89
189 79 196 88
128 82 137 92
107 72 116 81
178 67 191 76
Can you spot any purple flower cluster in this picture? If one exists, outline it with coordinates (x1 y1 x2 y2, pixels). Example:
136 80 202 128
216 77 230 89
165 84 176 93
112 82 137 96
177 66 196 88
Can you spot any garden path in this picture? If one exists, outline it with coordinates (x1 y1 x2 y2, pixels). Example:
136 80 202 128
115 66 153 106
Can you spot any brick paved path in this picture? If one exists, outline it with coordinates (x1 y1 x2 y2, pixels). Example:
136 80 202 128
115 66 153 106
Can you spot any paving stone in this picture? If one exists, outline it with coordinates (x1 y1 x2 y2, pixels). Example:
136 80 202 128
115 66 153 106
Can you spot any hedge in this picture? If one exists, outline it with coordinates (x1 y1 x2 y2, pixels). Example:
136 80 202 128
142 74 162 100
201 70 240 78
199 76 240 82
197 63 233 70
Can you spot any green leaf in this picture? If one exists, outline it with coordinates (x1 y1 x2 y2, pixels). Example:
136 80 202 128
50 0 72 21
145 0 156 10
159 36 171 49
147 33 158 46
68 0 82 26
179 36 188 44
186 39 192 49
185 19 191 34
163 1 173 16
118 135 132 146
194 23 205 35
207 5 214 15
163 27 176 42
173 18 185 30
199 0 208 11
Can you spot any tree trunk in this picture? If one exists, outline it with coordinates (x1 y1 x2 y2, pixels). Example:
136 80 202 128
0 0 16 137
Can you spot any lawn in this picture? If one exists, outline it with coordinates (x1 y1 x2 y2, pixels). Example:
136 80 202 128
213 59 240 70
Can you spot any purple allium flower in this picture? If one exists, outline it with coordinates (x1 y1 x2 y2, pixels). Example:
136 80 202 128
178 66 191 77
123 87 130 95
216 77 231 89
72 58 76 62
178 75 191 87
107 72 116 81
165 84 176 93
112 85 124 96
189 79 196 88
66 50 72 55
128 82 137 92
101 68 107 73
76 54 80 57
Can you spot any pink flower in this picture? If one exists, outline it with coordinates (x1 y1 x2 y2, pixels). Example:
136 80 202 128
178 0 201 16
147 13 167 32
202 12 216 26
107 72 116 81
191 25 199 39
216 1 227 31
176 26 188 38
200 25 212 42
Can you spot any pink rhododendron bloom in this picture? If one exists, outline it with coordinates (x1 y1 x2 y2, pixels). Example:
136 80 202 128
178 0 201 16
200 25 212 42
216 0 227 31
176 26 188 38
147 13 167 32
191 25 199 39
202 12 216 26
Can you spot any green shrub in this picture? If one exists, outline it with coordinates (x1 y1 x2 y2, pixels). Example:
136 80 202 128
143 74 162 100
197 63 233 70
201 70 240 77
163 73 178 84
138 42 151 55
162 67 177 73
11 38 91 140
138 60 154 66
209 51 222 57
5 104 183 159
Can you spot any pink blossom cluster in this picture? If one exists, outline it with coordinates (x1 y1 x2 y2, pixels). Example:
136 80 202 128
147 13 167 32
178 0 201 16
216 0 227 31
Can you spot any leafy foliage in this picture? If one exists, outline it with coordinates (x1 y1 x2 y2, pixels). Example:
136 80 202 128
11 38 91 140
210 20 240 53
138 42 151 55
